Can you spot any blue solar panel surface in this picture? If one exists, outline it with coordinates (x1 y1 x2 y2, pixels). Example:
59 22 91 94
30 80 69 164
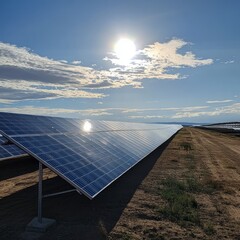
0 134 28 159
0 112 182 199
0 144 27 159
0 136 7 144
0 112 174 135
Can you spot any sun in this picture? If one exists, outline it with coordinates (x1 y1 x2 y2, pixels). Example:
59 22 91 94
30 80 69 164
114 38 136 64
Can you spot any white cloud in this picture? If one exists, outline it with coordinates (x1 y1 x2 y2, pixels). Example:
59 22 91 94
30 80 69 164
0 106 80 116
172 111 212 119
72 60 81 65
121 106 208 114
0 40 213 102
129 115 166 119
0 79 105 103
76 108 113 116
1 103 239 121
59 60 68 63
122 107 178 113
105 39 213 81
0 42 111 101
0 106 114 117
126 103 240 120
224 60 234 64
141 39 213 68
172 103 240 119
206 99 233 104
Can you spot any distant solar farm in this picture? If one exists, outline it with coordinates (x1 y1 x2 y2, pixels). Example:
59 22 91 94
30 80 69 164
198 122 240 134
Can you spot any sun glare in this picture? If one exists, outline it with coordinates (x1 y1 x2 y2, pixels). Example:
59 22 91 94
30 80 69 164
114 38 136 64
82 120 92 132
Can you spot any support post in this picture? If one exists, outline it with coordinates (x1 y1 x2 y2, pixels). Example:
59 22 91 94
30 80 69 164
26 162 56 232
38 162 43 223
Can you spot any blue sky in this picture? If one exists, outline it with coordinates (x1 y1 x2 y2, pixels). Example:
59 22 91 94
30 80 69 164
0 0 239 123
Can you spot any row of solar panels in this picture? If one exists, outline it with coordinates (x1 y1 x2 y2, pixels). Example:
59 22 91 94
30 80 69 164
203 123 240 131
204 123 240 131
0 112 182 199
0 112 174 136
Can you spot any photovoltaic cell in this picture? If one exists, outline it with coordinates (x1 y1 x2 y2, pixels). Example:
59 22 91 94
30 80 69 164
0 112 182 199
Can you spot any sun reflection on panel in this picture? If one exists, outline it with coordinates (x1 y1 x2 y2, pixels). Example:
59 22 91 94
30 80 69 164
82 120 92 132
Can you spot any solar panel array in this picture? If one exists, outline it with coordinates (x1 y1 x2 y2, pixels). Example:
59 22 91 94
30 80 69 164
0 112 182 199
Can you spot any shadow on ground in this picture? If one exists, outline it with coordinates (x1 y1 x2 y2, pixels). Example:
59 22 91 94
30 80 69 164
0 157 38 181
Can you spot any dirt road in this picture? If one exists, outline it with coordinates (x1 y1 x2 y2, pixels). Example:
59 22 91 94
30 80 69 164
109 128 240 239
189 128 240 224
0 128 239 239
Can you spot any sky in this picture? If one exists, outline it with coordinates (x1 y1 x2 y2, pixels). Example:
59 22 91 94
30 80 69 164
0 0 239 123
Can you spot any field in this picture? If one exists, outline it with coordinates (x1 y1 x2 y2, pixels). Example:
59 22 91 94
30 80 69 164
0 128 239 239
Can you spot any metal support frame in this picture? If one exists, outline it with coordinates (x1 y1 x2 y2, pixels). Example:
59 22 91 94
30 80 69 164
27 162 77 232
36 162 78 224
38 162 43 223
43 189 77 198
0 153 29 162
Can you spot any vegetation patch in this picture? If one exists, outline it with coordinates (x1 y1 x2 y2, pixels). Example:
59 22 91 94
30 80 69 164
204 179 223 193
143 228 165 240
109 232 133 240
155 176 222 230
185 177 203 193
203 222 216 235
179 142 193 151
157 178 200 226
141 203 157 210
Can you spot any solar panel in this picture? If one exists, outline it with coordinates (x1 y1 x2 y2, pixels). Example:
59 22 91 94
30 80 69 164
0 112 182 199
0 135 7 144
0 143 28 160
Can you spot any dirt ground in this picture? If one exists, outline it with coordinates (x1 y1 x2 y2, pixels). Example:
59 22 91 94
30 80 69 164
0 127 239 240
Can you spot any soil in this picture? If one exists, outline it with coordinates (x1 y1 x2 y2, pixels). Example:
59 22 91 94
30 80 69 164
0 128 239 240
